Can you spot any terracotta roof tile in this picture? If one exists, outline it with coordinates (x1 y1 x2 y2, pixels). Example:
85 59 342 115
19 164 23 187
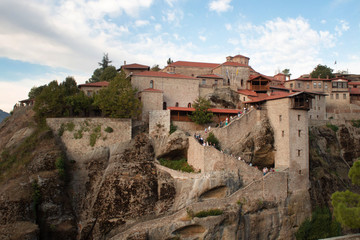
237 89 258 96
142 88 163 93
169 61 220 68
221 62 249 67
122 63 150 69
167 107 239 114
350 88 360 95
133 71 197 79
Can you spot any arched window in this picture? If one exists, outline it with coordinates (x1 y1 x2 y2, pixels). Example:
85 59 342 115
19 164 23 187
241 79 243 87
188 103 191 108
163 102 167 110
150 80 154 88
175 102 179 107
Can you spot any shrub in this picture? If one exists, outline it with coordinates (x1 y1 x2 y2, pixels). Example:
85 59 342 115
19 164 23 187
351 120 360 128
58 124 65 136
55 156 65 178
74 130 83 139
159 158 194 173
295 207 341 240
65 122 75 131
193 209 223 218
90 125 101 147
206 132 220 150
104 126 113 133
169 123 177 134
326 123 338 132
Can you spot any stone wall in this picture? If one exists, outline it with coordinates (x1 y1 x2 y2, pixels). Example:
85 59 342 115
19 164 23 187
309 95 327 120
172 121 205 132
187 137 263 185
208 108 262 150
141 91 163 122
46 118 131 160
149 110 170 137
131 75 200 109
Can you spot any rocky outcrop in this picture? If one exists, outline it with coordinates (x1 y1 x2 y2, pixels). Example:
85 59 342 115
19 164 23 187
152 130 189 159
309 123 360 208
229 118 275 167
205 87 239 109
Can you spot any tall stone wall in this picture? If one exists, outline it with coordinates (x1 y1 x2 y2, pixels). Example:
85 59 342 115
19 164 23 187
149 110 170 137
46 118 131 160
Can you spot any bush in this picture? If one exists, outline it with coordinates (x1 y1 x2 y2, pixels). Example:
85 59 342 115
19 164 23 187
104 126 113 133
326 123 338 132
295 207 341 240
193 209 223 218
169 123 177 134
90 125 101 147
55 156 65 178
351 120 360 128
159 158 194 173
206 132 220 150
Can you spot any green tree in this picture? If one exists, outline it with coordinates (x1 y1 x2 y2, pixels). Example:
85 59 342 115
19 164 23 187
167 58 173 65
282 68 291 77
295 207 341 240
310 64 335 79
88 68 103 83
151 64 161 71
331 160 360 229
189 97 213 125
28 85 46 99
93 70 141 118
98 53 112 69
100 66 118 82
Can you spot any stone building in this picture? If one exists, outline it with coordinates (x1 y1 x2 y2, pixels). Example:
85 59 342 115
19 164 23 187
78 81 109 96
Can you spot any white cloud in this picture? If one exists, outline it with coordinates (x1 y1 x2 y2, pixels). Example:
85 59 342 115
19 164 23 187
321 19 327 24
155 24 162 31
209 0 233 13
234 17 336 77
225 23 232 30
335 20 350 36
228 38 239 45
199 35 207 42
135 20 150 27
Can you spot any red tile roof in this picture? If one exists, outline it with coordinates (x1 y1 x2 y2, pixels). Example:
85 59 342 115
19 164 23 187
133 71 197 79
122 63 150 69
295 78 332 81
167 107 239 114
248 74 273 81
232 54 250 59
350 88 360 95
237 89 258 96
197 74 223 79
169 61 220 68
78 81 109 88
244 92 301 103
142 88 163 93
349 82 360 85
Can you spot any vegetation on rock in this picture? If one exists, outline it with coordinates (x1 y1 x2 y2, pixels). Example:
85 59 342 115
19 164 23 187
206 132 220 150
189 97 213 124
159 158 194 173
331 160 360 229
295 207 341 240
310 64 335 79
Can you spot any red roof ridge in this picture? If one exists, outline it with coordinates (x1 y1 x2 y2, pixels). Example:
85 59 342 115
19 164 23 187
133 71 197 79
78 81 109 87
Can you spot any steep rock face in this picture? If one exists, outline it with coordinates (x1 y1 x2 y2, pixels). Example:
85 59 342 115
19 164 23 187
230 118 275 167
0 108 77 240
309 124 360 208
152 130 189 159
205 87 239 109
73 134 176 239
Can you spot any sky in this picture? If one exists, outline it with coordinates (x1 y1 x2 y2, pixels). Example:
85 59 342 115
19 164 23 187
0 0 359 112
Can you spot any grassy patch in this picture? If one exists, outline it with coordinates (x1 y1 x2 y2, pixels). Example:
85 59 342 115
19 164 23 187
0 125 53 182
169 123 177 134
159 158 194 173
326 123 339 132
206 132 220 150
90 125 101 147
351 120 360 128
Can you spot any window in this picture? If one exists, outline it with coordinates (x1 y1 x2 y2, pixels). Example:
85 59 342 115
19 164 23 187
298 115 301 121
298 130 301 137
332 82 337 88
215 79 218 85
150 80 154 88
163 102 167 110
279 115 282 122
175 102 179 107
318 82 321 88
202 79 206 85
282 131 284 137
336 93 339 99
297 83 301 88
343 94 347 99
243 97 246 101
313 82 317 88
298 150 301 157
331 94 334 99
318 107 320 110
290 83 293 88
87 90 92 96
241 79 244 87
325 83 328 89
307 83 310 89
188 103 191 108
